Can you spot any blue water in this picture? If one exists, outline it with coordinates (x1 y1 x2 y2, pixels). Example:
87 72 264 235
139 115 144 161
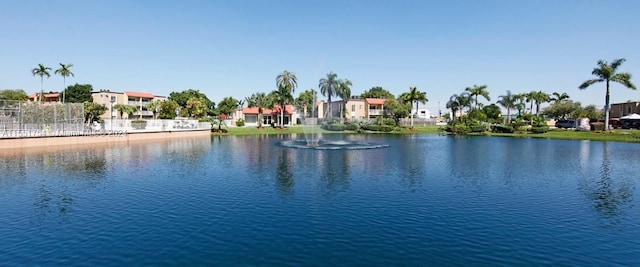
0 134 639 266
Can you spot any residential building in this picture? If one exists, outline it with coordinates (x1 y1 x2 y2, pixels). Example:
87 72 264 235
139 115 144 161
411 108 431 119
366 98 386 118
91 90 166 120
241 105 298 126
318 97 367 120
610 101 640 119
28 92 61 103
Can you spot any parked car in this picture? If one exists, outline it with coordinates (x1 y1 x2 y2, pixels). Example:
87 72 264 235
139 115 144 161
620 119 640 129
555 119 576 128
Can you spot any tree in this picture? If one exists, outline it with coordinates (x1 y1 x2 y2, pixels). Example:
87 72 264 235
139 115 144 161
186 97 207 118
112 104 137 119
551 92 570 104
402 86 428 129
531 91 550 114
32 64 51 103
168 89 215 114
464 84 490 110
579 58 636 130
383 97 410 125
217 97 239 117
0 89 28 101
446 93 471 121
319 72 339 119
337 78 352 119
268 85 294 128
295 89 317 117
361 86 394 99
54 63 74 103
542 100 581 120
513 93 527 116
146 100 162 119
247 92 269 128
63 83 93 103
158 100 179 119
84 102 107 123
275 70 297 127
497 90 517 123
483 104 502 122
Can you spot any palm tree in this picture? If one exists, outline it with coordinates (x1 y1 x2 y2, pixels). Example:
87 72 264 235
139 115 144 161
55 63 74 103
579 58 636 130
532 91 550 114
146 100 162 119
497 90 517 123
513 93 527 116
446 93 470 121
319 72 339 119
276 70 297 127
551 92 570 104
269 85 294 128
403 86 428 129
464 84 490 110
247 92 268 128
32 64 51 103
336 79 352 119
113 104 137 119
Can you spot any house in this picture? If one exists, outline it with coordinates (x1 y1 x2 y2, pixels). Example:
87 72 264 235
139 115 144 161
91 90 166 120
240 105 298 126
317 97 367 120
610 101 640 119
365 98 386 118
28 92 61 103
411 108 431 119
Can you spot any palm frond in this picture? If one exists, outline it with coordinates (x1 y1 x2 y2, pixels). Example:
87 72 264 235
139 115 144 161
579 79 603 89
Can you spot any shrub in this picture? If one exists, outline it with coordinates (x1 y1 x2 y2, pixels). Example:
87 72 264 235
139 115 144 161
131 120 147 130
531 126 549 134
491 124 514 133
470 125 487 133
321 123 346 131
380 125 394 132
235 119 245 127
344 123 358 131
591 122 605 131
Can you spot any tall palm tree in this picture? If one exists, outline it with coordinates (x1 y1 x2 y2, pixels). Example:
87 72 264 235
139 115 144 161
55 63 74 103
525 91 536 114
446 93 470 121
464 84 490 110
276 70 297 127
319 72 339 119
247 92 268 128
146 100 162 119
551 92 570 104
532 91 550 114
336 78 352 119
579 58 636 130
32 64 51 103
513 93 527 116
269 85 294 128
497 90 517 123
404 86 428 129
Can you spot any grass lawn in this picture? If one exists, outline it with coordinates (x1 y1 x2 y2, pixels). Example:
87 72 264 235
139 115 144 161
217 125 640 143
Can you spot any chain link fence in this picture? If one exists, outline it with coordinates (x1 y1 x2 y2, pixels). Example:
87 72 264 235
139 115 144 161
0 100 85 137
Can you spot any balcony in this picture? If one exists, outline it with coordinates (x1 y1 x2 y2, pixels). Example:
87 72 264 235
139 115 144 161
368 109 383 116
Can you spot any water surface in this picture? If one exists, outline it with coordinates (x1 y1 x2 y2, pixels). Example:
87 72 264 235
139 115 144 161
0 134 638 266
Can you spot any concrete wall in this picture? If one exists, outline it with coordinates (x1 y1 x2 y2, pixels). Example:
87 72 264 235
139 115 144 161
0 129 211 150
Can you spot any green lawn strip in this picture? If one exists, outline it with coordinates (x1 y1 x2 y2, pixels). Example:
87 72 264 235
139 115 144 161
487 129 640 143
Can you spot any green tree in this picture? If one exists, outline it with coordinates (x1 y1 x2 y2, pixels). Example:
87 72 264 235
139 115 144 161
361 86 394 99
168 89 215 113
383 97 410 126
0 89 28 101
84 102 107 123
402 86 428 129
186 97 208 118
542 100 580 120
579 58 636 130
483 104 502 122
337 78 352 119
112 104 137 119
63 83 93 103
319 72 339 119
247 92 270 128
275 70 297 127
268 85 295 128
146 100 162 119
531 91 550 114
158 100 179 119
54 63 74 103
31 64 51 103
446 93 471 121
217 96 239 117
513 93 527 116
497 90 517 123
464 84 490 110
551 92 570 104
295 89 317 117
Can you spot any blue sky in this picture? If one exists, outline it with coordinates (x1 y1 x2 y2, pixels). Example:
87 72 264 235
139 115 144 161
1 0 639 112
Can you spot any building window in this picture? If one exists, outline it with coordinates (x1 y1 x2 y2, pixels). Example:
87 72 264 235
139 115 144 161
359 105 362 110
628 107 632 114
352 105 355 112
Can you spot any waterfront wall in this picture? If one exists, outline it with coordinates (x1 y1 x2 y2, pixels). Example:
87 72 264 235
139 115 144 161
0 129 211 150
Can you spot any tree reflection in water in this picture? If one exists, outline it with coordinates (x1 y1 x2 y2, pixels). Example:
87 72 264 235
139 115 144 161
275 149 295 195
579 142 635 226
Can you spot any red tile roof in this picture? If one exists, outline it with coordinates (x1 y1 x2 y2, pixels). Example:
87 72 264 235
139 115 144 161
366 98 386 105
125 91 155 98
243 105 294 115
28 93 60 99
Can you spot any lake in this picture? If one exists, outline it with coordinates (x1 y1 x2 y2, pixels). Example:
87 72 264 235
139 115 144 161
0 134 638 266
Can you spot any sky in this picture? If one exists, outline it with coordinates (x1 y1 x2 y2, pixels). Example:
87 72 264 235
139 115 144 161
1 0 639 112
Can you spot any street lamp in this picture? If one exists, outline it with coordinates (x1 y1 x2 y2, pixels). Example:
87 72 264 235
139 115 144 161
110 96 116 131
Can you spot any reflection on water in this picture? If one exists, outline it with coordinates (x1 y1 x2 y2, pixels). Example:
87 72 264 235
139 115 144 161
0 135 639 265
579 142 636 226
